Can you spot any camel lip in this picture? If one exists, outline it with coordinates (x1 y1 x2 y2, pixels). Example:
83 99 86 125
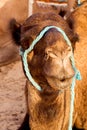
57 78 72 89
56 74 75 88
44 74 74 91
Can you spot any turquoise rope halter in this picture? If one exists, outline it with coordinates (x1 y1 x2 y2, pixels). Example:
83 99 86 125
20 26 81 130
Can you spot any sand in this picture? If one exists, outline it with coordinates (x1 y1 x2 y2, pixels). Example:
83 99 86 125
0 61 27 130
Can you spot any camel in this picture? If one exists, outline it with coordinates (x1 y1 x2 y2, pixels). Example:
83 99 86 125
0 0 28 67
10 1 87 130
10 12 79 130
67 1 87 129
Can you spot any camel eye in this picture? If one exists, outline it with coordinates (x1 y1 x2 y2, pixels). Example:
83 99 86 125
66 47 72 58
44 51 57 61
44 52 49 61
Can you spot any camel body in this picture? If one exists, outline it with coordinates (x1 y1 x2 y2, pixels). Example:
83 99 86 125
0 0 28 66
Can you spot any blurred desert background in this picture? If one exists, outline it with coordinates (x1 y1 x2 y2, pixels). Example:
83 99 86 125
0 0 28 130
0 61 27 130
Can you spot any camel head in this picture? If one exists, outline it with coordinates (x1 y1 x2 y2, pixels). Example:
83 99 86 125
10 12 79 93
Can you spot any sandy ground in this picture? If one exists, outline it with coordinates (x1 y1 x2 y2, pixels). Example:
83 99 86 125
0 61 27 130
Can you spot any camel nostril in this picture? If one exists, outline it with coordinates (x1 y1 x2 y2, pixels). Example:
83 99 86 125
60 78 66 82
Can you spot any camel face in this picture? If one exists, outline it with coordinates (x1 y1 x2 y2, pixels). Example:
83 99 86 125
27 28 75 91
10 12 78 91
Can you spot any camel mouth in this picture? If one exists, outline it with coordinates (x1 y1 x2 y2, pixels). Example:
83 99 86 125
56 77 73 89
43 47 75 90
45 74 75 90
43 57 75 90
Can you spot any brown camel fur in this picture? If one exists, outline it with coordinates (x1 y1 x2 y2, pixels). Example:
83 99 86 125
0 0 28 66
67 1 87 129
33 0 77 18
10 12 80 130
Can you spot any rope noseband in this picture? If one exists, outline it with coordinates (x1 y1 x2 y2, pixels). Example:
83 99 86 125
20 26 81 130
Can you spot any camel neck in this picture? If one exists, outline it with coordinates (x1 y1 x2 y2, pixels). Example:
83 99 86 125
27 81 71 130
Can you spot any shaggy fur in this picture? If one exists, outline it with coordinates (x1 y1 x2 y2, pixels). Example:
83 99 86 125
10 12 80 130
67 1 87 129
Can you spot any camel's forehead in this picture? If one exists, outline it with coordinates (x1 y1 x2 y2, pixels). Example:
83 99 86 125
46 40 69 53
34 39 69 56
49 40 69 51
42 29 69 51
33 29 70 54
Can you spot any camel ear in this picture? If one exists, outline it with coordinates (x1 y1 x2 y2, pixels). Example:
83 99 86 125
9 19 21 46
67 15 79 41
66 15 75 30
66 16 79 50
71 33 79 50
